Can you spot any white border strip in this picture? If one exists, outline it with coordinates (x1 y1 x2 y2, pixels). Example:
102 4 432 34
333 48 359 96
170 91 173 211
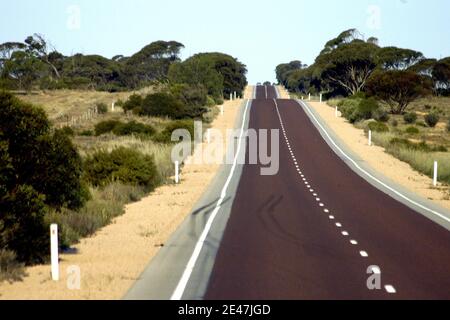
170 100 251 300
298 100 450 224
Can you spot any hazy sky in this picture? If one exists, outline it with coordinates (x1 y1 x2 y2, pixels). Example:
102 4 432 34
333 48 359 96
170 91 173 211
1 0 449 83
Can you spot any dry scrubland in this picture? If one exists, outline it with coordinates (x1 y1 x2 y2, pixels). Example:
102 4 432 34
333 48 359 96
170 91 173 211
0 87 250 299
15 86 156 123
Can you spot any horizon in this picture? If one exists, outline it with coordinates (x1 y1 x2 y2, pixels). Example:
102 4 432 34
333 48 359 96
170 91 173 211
1 0 450 83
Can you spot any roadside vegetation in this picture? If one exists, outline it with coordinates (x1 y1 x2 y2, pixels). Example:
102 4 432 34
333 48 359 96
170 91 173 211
0 36 247 282
277 28 450 185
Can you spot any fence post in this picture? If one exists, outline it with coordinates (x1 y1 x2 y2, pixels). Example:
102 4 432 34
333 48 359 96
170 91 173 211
50 224 59 281
433 161 438 187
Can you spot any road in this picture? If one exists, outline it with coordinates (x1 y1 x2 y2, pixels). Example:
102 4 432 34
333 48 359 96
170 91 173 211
204 86 450 300
126 86 450 300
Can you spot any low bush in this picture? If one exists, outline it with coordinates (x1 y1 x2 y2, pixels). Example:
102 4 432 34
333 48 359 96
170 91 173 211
95 120 122 136
122 94 143 113
447 118 450 132
96 102 108 114
0 249 25 283
140 93 184 119
416 120 427 127
339 97 381 123
83 147 160 189
80 130 94 137
403 112 418 124
60 126 75 137
405 126 420 135
391 119 399 127
153 119 196 144
368 121 389 133
425 112 440 128
112 121 156 137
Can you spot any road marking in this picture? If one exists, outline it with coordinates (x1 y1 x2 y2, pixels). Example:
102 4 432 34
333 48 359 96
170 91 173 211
298 100 450 225
336 223 342 228
170 99 251 300
265 85 268 99
385 285 397 293
342 231 349 236
324 209 330 213
360 251 369 257
329 216 335 220
350 240 358 245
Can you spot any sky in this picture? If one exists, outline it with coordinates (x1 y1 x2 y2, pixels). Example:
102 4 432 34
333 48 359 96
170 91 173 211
1 0 450 84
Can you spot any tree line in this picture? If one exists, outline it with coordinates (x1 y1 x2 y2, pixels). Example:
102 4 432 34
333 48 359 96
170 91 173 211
0 34 248 98
276 29 450 114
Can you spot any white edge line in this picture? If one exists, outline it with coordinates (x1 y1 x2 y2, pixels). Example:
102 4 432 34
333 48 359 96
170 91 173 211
298 100 450 224
170 99 251 300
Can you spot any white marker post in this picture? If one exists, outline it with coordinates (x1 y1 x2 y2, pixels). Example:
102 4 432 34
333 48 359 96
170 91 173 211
301 96 304 100
230 93 233 101
308 93 311 101
335 106 339 118
50 224 59 281
368 130 372 146
220 104 224 116
320 93 323 103
234 91 237 100
112 102 115 112
175 161 180 184
206 129 211 144
433 161 438 187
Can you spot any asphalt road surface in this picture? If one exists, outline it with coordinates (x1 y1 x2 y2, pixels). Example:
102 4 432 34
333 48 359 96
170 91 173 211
126 86 450 300
204 86 450 300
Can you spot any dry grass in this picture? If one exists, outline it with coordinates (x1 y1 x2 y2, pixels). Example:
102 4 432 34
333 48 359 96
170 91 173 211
15 86 157 124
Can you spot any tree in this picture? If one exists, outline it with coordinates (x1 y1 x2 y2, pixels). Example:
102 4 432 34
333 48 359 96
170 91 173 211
320 28 363 55
123 41 185 87
184 53 247 98
377 46 424 70
0 92 89 264
24 34 62 79
432 57 450 94
2 51 45 90
275 60 306 85
169 58 224 100
366 70 432 114
316 41 379 95
140 92 185 119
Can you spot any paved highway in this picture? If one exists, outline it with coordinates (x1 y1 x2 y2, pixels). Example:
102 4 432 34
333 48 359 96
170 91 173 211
126 86 450 300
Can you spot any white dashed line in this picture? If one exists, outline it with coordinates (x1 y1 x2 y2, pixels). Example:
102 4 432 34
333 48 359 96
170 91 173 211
385 285 397 294
360 251 369 258
350 240 358 245
342 231 349 236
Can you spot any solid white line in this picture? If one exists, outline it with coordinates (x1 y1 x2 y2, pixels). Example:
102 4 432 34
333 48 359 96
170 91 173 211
298 100 450 225
170 100 251 300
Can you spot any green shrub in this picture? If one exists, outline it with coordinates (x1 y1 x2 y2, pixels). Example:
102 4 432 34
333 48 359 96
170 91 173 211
391 119 399 127
0 92 89 264
424 112 440 128
403 112 418 124
96 102 108 114
368 121 389 133
122 94 143 113
60 126 75 137
94 120 121 136
405 126 420 135
153 119 195 144
338 97 380 123
80 130 94 137
140 93 184 119
83 147 160 189
206 96 216 107
112 121 156 137
373 109 390 122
